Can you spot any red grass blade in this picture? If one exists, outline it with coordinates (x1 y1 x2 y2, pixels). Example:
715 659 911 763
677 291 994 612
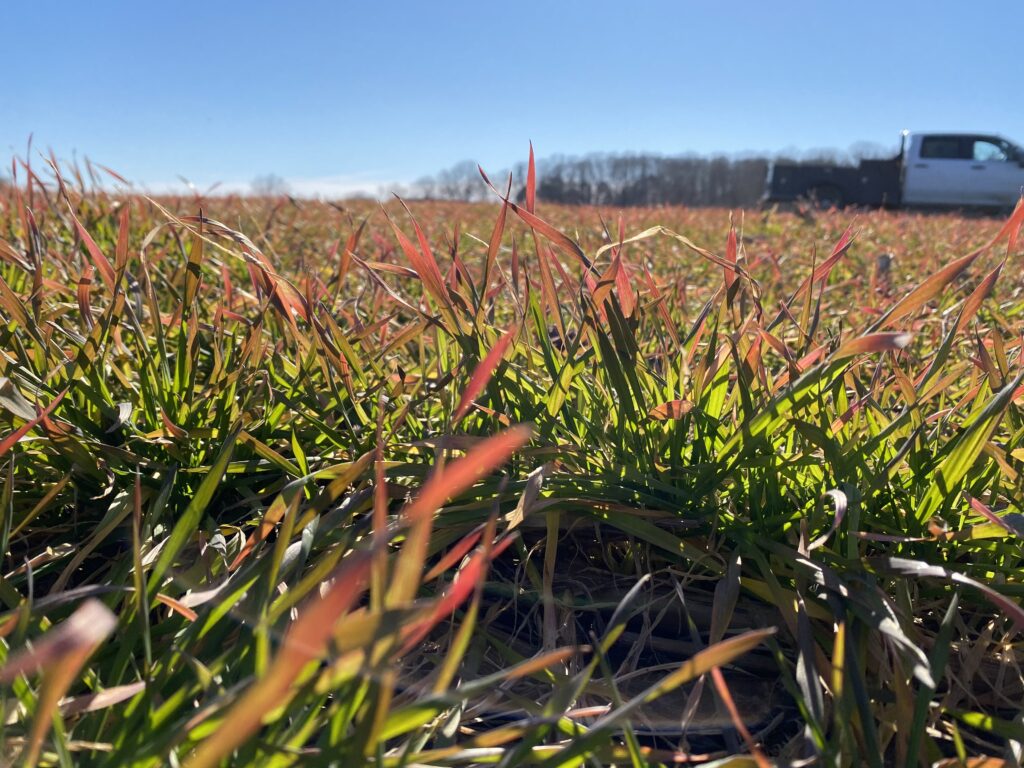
115 203 131 273
509 202 591 270
158 409 188 440
880 250 981 329
386 425 532 607
526 142 536 213
154 592 199 622
833 331 912 359
452 325 518 424
59 681 145 718
484 183 510 294
811 224 855 284
642 266 681 347
0 600 116 683
402 428 533 528
71 217 116 292
993 195 1024 254
614 254 635 317
709 666 772 768
423 526 484 582
0 599 117 767
400 534 516 653
535 243 566 342
384 206 450 311
341 216 368 284
94 163 130 185
77 265 95 331
590 253 620 309
402 200 448 296
185 551 373 768
0 389 68 460
511 236 521 298
648 399 694 421
964 493 1024 536
724 225 738 292
956 260 1004 333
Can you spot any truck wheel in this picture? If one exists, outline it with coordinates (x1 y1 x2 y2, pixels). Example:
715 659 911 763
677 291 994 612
807 185 844 210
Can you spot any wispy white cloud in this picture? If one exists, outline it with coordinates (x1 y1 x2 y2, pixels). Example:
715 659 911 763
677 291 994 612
140 172 409 200
285 173 408 199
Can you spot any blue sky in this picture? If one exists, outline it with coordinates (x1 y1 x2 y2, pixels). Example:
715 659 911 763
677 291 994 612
3 0 1022 196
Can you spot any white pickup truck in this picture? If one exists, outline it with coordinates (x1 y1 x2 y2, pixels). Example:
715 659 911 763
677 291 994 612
765 131 1024 211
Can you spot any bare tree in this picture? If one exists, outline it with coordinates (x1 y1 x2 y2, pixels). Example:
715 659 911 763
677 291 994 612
849 140 899 161
251 174 290 196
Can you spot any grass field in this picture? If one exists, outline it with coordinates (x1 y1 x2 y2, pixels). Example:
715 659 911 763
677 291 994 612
1 155 1023 767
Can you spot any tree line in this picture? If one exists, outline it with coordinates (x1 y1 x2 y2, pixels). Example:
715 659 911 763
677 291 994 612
412 143 895 207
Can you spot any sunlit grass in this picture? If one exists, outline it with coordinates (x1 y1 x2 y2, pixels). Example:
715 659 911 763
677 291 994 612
0 152 1022 766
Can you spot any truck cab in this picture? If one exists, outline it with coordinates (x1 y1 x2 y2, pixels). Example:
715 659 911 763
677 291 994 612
902 132 1024 209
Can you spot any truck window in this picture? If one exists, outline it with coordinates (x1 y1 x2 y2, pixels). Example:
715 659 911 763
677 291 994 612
972 139 1009 162
920 137 966 159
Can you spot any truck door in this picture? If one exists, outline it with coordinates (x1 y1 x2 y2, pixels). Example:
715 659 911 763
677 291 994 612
902 135 974 206
964 137 1024 208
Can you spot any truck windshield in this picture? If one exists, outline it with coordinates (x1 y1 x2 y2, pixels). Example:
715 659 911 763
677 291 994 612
972 137 1023 163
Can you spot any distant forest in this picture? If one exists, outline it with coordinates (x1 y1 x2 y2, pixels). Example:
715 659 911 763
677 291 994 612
412 143 897 208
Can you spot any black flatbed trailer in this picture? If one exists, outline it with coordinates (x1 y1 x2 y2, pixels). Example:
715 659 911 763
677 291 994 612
765 156 902 208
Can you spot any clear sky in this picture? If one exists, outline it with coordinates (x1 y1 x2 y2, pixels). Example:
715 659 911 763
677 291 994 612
3 0 1022 196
